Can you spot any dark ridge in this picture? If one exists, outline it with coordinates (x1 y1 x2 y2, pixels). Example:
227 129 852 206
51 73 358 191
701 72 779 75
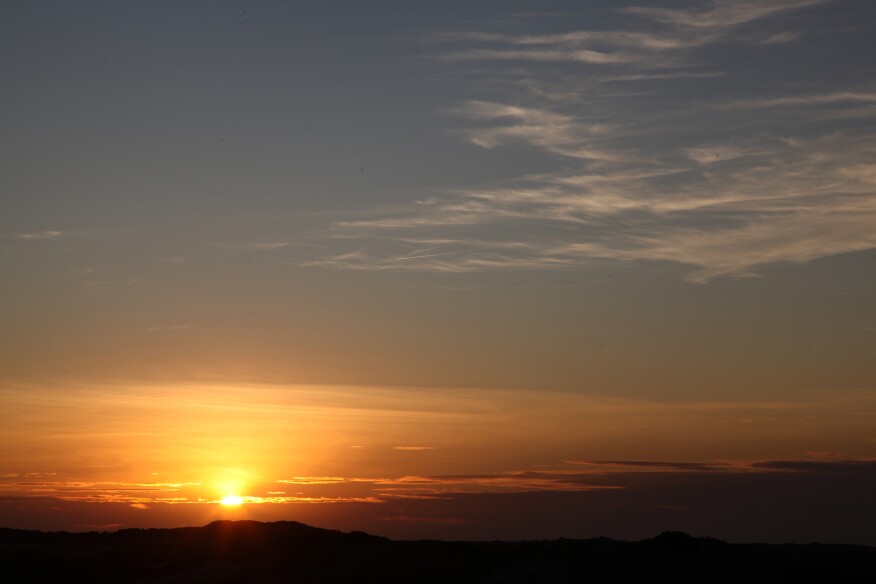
0 521 873 583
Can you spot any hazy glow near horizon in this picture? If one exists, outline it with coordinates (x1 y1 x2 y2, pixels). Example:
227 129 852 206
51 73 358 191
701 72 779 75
0 379 873 540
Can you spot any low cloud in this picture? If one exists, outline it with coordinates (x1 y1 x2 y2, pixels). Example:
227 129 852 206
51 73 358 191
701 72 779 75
750 460 876 473
573 460 733 472
3 458 873 543
277 477 350 485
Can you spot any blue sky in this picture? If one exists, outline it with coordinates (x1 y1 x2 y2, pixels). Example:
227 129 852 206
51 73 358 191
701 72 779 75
3 0 874 393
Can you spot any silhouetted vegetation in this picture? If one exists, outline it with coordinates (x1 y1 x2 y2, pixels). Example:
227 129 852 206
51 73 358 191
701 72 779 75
0 520 873 583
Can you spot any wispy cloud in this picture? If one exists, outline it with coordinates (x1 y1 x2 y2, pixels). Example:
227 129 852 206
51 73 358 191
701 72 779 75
2 459 873 511
718 90 876 110
14 230 62 240
625 0 831 30
759 30 803 45
606 71 725 82
432 0 825 72
313 132 876 281
375 471 623 493
443 48 639 65
750 459 876 472
310 0 876 282
277 477 352 485
215 242 299 251
571 460 734 472
454 100 626 161
0 479 204 505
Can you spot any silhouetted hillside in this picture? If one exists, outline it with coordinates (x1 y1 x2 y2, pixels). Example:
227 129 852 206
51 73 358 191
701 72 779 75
0 520 873 583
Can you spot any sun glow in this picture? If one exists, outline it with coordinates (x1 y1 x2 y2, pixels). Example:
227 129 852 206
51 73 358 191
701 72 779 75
220 495 244 506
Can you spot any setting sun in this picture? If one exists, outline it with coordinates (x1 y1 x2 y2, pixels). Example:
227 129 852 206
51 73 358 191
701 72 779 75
220 496 243 507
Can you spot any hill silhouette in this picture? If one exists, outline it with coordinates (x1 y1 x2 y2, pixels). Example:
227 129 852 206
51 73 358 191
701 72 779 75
0 520 873 583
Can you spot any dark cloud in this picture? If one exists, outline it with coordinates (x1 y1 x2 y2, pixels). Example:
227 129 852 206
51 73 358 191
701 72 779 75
580 460 731 471
751 459 876 473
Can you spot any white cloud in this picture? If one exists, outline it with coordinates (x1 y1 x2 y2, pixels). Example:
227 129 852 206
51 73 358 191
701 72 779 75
433 0 828 71
626 0 831 30
685 145 758 165
308 0 875 283
759 31 803 45
15 230 62 240
443 48 637 65
606 71 725 82
316 134 876 281
456 101 628 161
718 90 876 110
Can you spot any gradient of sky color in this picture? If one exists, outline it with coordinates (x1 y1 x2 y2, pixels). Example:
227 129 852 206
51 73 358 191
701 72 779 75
1 0 874 543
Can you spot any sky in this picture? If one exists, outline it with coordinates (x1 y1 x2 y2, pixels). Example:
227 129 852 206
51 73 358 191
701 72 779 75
1 0 874 544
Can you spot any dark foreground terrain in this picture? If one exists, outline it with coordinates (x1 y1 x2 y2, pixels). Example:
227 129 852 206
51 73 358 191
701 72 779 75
1 520 873 583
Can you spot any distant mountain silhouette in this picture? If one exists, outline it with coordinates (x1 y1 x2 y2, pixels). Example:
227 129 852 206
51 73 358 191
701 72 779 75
1 520 873 583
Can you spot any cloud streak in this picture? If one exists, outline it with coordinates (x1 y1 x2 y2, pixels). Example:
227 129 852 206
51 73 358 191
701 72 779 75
14 230 63 240
625 0 832 30
3 459 871 511
313 132 876 281
432 0 828 70
309 1 876 282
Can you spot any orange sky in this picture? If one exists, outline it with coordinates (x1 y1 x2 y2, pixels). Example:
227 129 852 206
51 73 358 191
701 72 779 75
1 381 874 541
